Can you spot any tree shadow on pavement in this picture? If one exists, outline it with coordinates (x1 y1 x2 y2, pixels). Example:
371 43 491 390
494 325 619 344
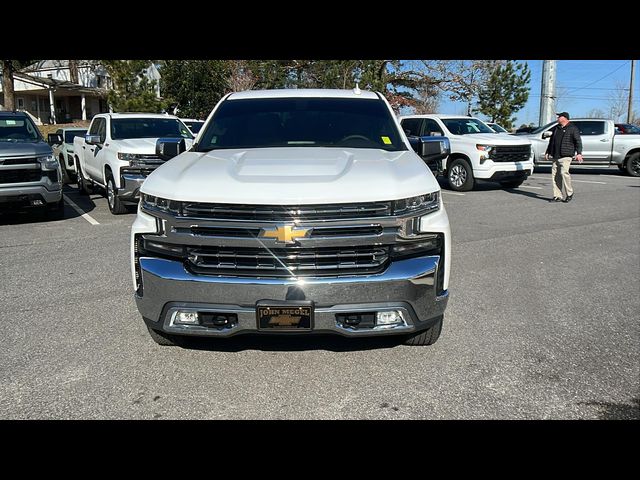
579 397 640 420
178 333 408 352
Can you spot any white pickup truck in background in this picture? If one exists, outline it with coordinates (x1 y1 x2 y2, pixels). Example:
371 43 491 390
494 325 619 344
522 118 640 176
399 114 534 191
73 113 194 214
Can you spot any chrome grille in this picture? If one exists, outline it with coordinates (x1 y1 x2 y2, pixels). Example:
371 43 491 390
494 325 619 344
0 157 38 166
181 202 392 220
186 245 389 277
0 169 42 184
491 145 531 162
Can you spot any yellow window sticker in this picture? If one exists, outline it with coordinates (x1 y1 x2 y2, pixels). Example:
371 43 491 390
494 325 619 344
381 136 392 145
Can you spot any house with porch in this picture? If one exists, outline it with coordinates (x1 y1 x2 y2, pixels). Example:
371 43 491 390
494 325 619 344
0 60 162 124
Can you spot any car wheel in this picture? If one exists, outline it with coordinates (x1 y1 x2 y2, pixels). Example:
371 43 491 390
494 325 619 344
46 197 64 220
447 158 475 191
626 152 640 177
403 316 443 346
146 326 184 347
106 173 128 215
59 154 71 184
76 161 89 195
499 179 525 188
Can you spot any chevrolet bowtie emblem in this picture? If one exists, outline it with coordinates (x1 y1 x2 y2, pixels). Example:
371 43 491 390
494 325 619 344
260 225 311 244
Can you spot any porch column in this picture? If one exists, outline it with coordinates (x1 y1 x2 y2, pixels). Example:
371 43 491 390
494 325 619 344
81 93 86 120
48 88 56 124
36 95 41 122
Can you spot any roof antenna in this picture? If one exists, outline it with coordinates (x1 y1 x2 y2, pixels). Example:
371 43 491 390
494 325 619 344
353 82 361 95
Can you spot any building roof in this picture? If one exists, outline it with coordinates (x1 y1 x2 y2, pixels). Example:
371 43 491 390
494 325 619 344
228 89 380 100
13 72 107 95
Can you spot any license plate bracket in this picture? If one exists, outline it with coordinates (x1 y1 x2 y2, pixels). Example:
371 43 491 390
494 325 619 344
256 300 314 330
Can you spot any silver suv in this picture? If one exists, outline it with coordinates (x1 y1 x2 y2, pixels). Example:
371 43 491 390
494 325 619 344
0 112 63 217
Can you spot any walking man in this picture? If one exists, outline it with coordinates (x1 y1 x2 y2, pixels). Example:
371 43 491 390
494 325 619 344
545 112 583 203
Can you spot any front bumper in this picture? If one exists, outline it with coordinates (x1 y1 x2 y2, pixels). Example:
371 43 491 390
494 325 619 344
119 173 146 202
474 160 534 180
0 183 62 206
136 255 448 338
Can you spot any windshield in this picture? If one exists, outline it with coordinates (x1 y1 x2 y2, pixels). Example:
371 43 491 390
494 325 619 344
110 118 193 140
532 121 557 134
0 117 41 142
196 97 406 152
489 123 508 133
184 121 204 134
441 118 495 135
64 130 87 143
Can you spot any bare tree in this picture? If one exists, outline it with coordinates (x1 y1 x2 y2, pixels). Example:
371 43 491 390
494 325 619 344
586 108 606 118
227 60 257 92
69 60 79 84
608 81 629 122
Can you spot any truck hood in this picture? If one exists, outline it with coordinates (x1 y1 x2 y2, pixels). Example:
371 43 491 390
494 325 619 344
0 140 52 158
141 147 440 204
113 137 194 153
452 133 532 145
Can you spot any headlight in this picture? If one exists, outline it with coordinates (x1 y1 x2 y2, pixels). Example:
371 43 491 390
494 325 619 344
476 144 494 162
38 155 59 170
118 152 145 161
393 192 439 216
141 193 182 215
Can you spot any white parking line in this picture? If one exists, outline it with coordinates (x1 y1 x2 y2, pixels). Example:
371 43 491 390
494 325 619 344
519 185 544 190
441 191 465 196
63 194 100 225
599 174 639 179
572 179 607 184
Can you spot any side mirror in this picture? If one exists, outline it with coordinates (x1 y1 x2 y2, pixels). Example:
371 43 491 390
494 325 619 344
156 138 186 160
48 133 63 145
414 136 451 163
542 131 553 139
85 134 102 145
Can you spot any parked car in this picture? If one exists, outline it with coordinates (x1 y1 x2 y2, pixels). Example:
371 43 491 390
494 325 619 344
399 114 534 191
180 119 205 136
515 126 538 135
0 111 63 217
74 113 194 214
132 88 451 347
486 122 509 134
615 123 640 135
521 119 640 176
47 127 87 183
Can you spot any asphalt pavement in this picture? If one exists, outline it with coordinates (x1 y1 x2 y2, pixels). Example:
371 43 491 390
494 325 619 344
0 165 638 419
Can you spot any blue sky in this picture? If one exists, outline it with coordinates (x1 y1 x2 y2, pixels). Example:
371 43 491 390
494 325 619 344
437 60 639 126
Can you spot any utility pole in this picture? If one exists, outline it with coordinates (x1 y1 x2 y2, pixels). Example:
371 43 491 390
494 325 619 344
627 60 635 123
539 60 557 126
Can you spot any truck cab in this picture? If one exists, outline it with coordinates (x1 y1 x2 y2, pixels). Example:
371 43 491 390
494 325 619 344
523 118 640 176
132 89 452 347
399 114 534 191
74 113 194 214
0 111 63 217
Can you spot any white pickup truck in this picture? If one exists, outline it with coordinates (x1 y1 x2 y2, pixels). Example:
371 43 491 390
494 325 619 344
522 118 640 176
131 89 452 347
399 114 534 191
73 113 194 214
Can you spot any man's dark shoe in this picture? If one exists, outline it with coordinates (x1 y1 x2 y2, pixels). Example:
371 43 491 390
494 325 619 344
563 194 573 203
549 197 562 202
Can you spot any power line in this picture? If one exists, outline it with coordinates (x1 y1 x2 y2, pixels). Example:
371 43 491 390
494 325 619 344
564 61 630 94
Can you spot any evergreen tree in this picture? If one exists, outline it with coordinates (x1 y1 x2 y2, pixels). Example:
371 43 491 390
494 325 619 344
160 60 229 119
103 60 165 113
476 61 531 129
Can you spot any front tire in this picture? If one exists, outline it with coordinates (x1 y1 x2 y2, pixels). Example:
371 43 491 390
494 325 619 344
403 316 443 346
500 179 525 188
447 158 475 191
146 326 183 347
106 173 128 215
626 152 640 177
76 160 89 195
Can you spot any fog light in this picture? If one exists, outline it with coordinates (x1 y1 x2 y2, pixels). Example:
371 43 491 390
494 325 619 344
376 310 404 326
174 311 199 325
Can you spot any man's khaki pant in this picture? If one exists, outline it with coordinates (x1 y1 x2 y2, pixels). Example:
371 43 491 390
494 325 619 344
552 156 573 198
